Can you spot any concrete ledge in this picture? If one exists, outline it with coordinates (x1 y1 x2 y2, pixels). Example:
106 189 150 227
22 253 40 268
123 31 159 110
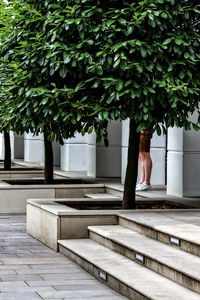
27 198 124 250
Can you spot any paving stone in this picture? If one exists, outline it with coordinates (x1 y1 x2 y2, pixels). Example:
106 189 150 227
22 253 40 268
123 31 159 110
0 254 19 258
0 283 55 293
63 297 126 300
26 280 98 287
30 263 75 269
16 252 61 258
38 290 121 299
0 269 16 275
0 264 31 270
16 267 82 275
40 273 94 281
0 292 42 300
0 257 69 264
0 286 35 293
0 281 27 288
0 238 44 246
53 284 112 291
0 274 44 282
0 248 31 254
29 246 57 253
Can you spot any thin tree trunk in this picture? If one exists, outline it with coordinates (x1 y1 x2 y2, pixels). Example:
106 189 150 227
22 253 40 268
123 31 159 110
44 132 54 184
4 131 11 170
122 119 140 209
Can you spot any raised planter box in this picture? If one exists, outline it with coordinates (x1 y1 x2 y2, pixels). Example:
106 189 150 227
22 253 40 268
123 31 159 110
27 197 190 251
0 181 105 214
27 198 119 251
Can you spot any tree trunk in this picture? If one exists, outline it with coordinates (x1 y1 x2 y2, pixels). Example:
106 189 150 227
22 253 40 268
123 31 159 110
122 119 140 209
44 132 54 184
4 131 11 170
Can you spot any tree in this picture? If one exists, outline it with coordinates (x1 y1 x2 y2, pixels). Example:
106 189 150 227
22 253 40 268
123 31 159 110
1 0 200 202
65 0 200 208
0 1 13 170
0 0 95 182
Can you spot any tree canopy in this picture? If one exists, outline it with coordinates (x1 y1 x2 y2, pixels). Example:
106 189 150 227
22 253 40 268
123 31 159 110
0 0 200 201
72 0 200 134
0 0 97 143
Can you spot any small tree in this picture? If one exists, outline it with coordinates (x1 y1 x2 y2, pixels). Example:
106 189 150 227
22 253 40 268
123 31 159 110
0 0 94 182
0 2 13 170
63 0 200 208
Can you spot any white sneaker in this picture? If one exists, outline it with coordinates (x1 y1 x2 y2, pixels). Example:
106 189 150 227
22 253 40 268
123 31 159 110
136 182 144 191
137 182 151 191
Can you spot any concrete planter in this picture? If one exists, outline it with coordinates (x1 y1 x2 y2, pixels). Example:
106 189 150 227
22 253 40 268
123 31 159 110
27 198 119 251
0 182 105 214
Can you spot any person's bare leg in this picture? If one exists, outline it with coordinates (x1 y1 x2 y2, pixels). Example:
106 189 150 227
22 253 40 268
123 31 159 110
139 152 145 183
144 152 152 185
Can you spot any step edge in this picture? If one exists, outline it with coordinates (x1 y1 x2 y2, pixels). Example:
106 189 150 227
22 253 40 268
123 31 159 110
58 239 152 300
88 227 200 282
58 239 200 299
117 214 200 248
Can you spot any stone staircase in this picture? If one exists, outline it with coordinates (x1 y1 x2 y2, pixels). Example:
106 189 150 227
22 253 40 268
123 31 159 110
58 211 200 299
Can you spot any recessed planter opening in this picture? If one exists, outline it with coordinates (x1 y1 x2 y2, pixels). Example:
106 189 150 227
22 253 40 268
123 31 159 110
0 167 43 171
57 200 122 210
57 200 188 210
2 178 95 185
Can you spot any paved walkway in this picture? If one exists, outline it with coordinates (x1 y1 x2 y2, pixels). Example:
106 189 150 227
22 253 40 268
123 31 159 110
0 214 126 300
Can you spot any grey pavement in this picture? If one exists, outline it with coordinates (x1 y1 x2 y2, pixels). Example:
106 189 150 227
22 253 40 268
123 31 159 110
0 214 126 300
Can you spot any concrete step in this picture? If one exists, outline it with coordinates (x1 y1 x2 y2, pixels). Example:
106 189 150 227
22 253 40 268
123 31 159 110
105 184 124 198
85 193 121 200
88 225 200 293
117 211 200 257
58 239 200 300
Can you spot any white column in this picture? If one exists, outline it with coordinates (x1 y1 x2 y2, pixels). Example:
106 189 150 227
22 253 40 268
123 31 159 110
121 119 166 185
87 120 122 177
24 132 42 163
121 119 129 184
40 136 60 167
60 133 87 172
167 116 200 197
13 134 24 159
0 133 3 158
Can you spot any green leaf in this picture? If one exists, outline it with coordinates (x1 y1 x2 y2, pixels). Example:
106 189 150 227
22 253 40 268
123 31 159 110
118 18 126 26
18 88 24 96
163 38 172 45
81 127 85 136
175 39 184 45
130 90 136 99
116 81 123 91
41 98 48 105
136 65 143 73
60 65 67 78
184 52 189 59
88 126 93 134
113 59 120 68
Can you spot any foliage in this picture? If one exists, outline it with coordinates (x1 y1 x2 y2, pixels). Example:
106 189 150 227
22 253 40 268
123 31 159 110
71 0 200 134
1 0 200 141
0 0 97 143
